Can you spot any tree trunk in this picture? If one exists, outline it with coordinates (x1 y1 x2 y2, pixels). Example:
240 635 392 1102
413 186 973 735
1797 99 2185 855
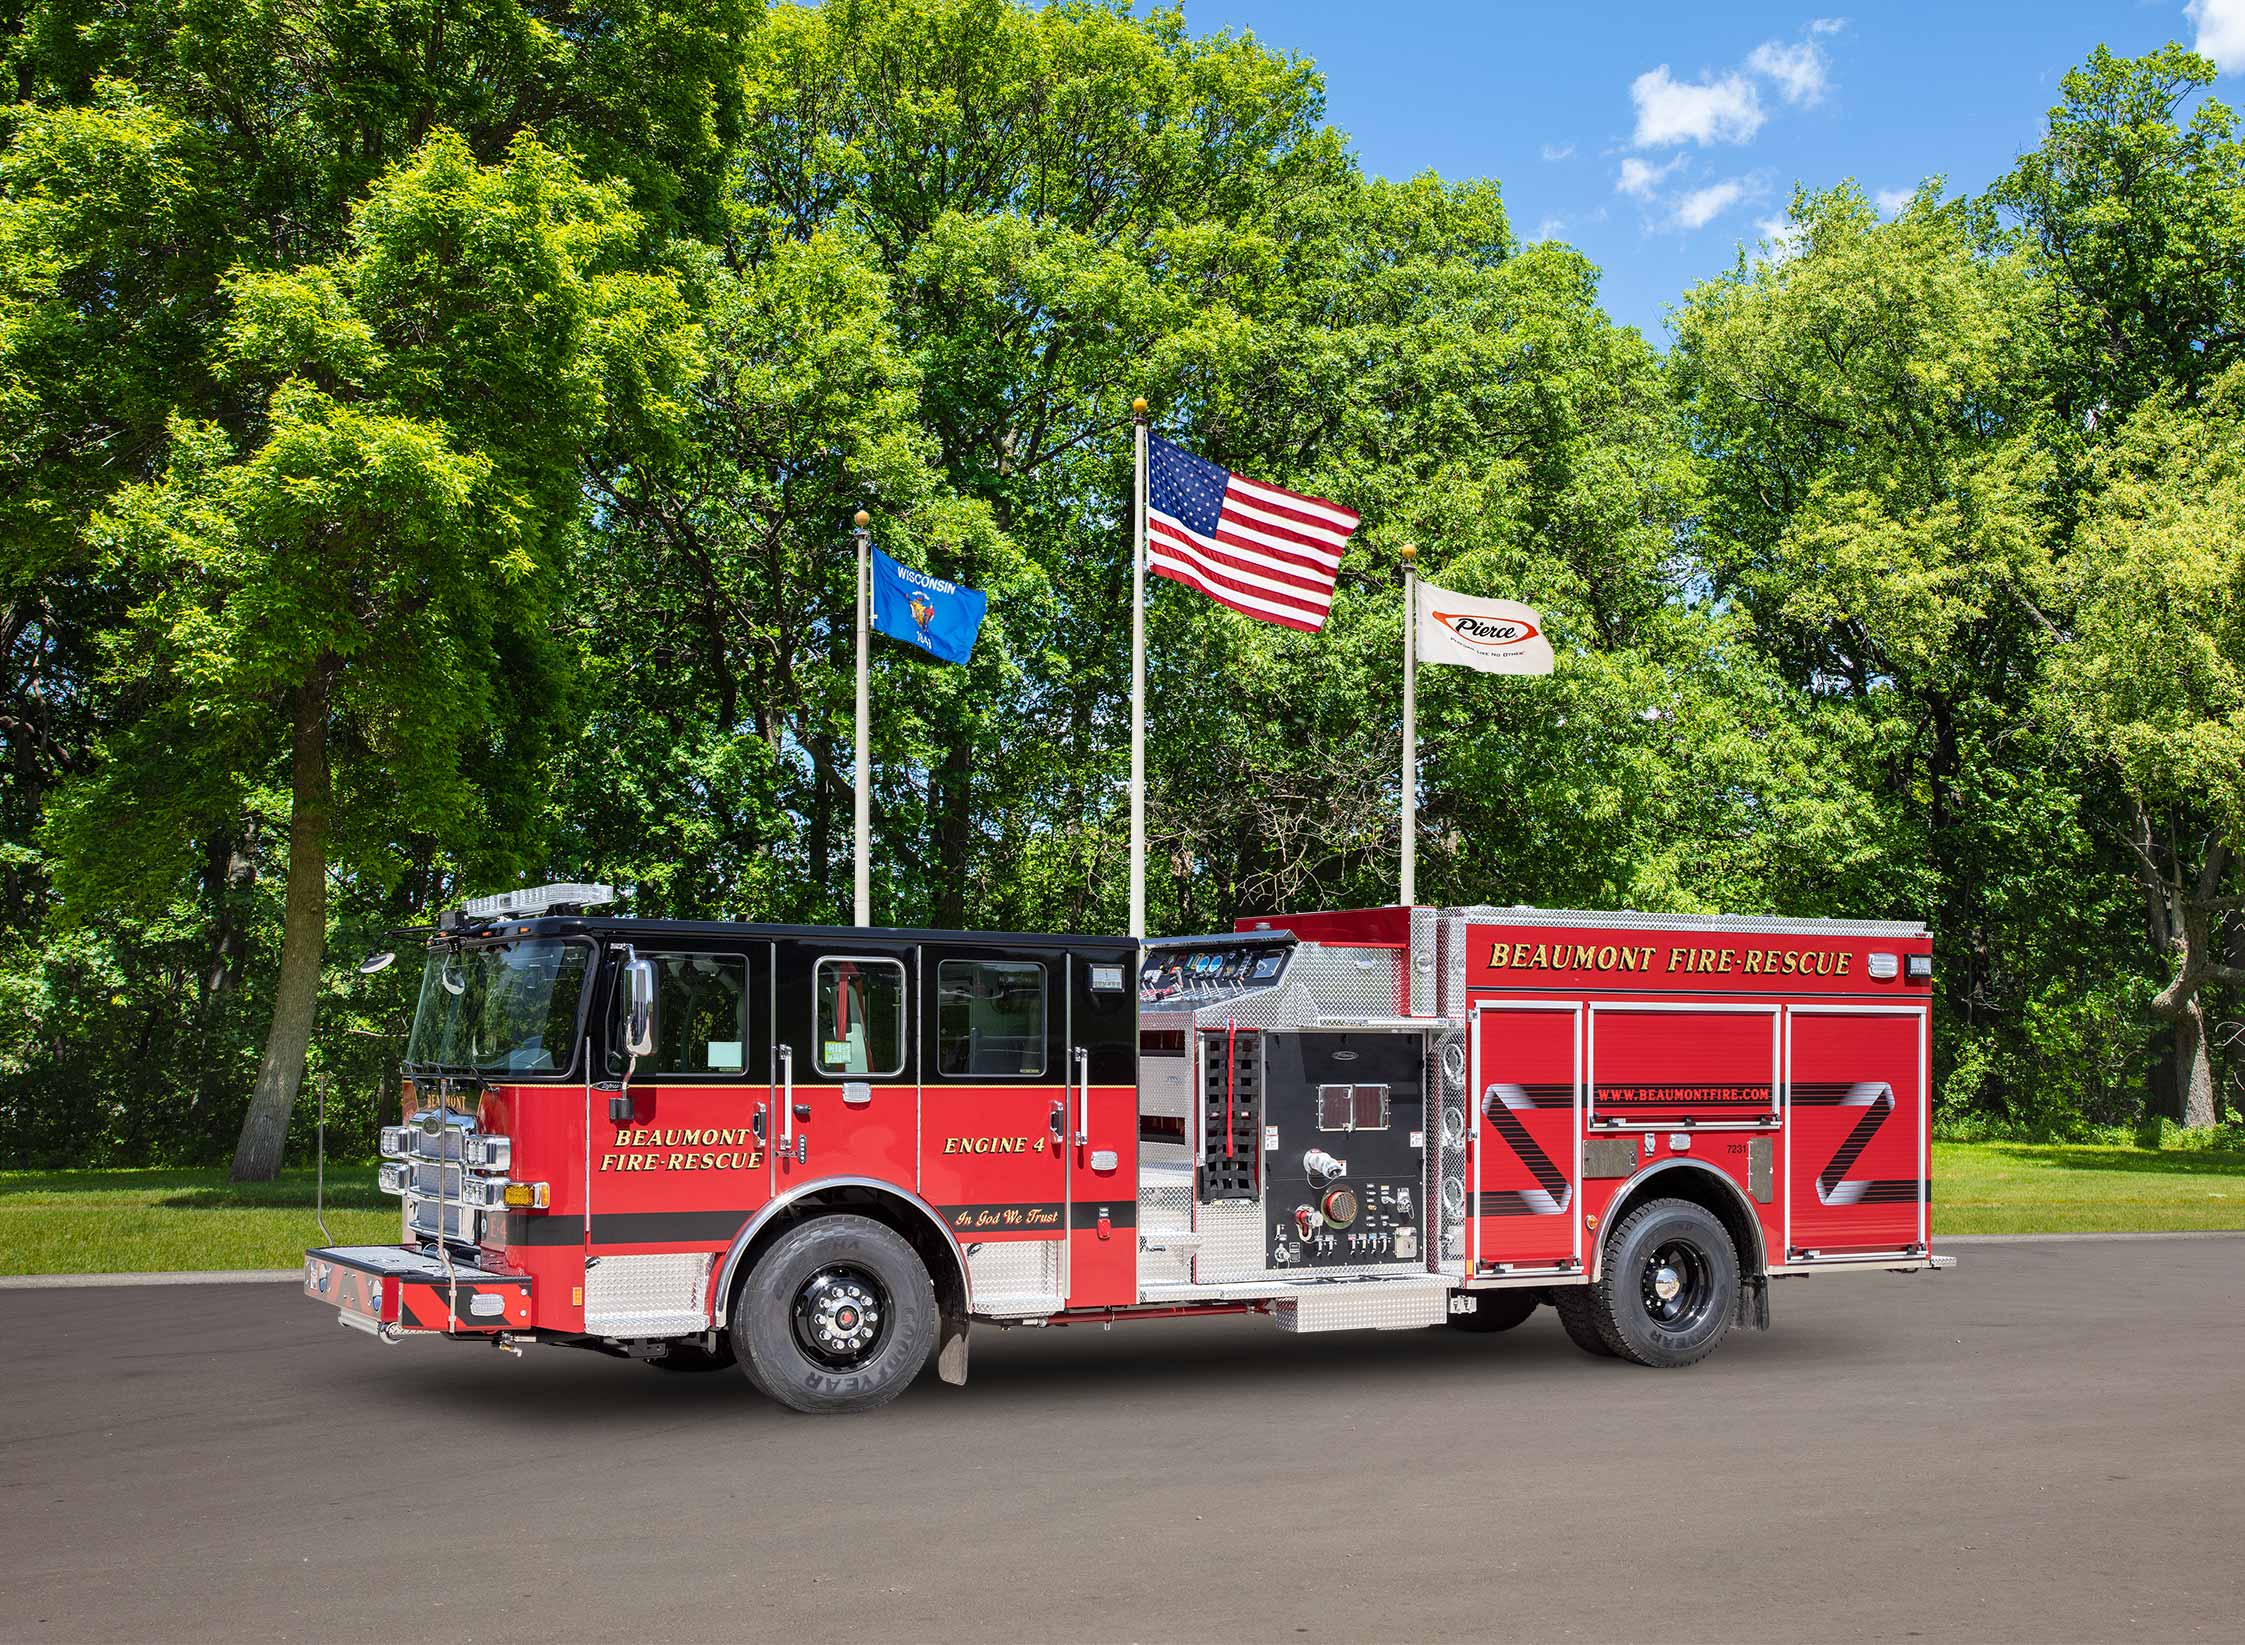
2174 993 2218 1130
230 674 333 1182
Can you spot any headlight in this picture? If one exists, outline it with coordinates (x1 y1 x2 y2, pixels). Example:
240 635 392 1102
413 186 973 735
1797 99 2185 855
461 1134 512 1171
378 1127 411 1160
376 1162 410 1196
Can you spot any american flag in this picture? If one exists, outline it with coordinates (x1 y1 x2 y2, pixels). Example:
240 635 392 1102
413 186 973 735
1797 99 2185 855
1146 434 1360 632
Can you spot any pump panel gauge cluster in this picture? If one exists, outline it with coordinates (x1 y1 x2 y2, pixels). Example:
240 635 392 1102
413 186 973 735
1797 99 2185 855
1139 941 1290 1004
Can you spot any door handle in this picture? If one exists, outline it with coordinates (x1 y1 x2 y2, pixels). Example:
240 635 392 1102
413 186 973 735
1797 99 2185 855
1049 1101 1064 1141
778 1046 795 1149
1073 1046 1090 1147
751 1103 767 1143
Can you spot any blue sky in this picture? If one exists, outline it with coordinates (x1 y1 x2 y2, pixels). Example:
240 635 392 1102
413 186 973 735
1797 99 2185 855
1152 1 2245 341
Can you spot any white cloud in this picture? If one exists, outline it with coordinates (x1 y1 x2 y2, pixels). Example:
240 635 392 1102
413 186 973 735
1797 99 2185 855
1808 17 1847 36
1756 215 1808 261
2189 0 2245 73
1617 154 1686 197
1631 66 1765 147
1746 39 1829 106
1541 142 1577 162
1671 177 1755 230
1875 186 1913 217
1534 215 1569 240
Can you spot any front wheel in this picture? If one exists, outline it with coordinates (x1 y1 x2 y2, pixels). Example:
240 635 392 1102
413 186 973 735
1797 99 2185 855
731 1215 936 1414
1580 1197 1739 1368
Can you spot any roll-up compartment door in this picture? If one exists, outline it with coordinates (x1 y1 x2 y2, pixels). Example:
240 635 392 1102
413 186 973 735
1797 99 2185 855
1785 1007 1928 1258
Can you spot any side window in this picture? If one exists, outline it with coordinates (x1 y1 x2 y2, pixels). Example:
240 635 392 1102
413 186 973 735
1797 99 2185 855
814 958 906 1077
609 953 749 1076
937 960 1046 1078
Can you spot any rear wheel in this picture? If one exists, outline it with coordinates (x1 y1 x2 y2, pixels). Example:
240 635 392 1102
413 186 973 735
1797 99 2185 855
1581 1197 1738 1368
1445 1288 1540 1333
1551 1286 1619 1357
731 1215 936 1414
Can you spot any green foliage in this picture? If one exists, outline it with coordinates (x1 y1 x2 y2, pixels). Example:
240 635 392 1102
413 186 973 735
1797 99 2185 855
3 9 2243 1167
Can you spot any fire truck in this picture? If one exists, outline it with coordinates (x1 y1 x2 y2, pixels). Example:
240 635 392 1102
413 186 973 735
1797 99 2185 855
304 883 1949 1413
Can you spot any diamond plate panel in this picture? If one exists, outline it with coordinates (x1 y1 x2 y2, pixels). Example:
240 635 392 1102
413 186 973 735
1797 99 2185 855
583 1251 713 1337
1409 906 1439 1016
1446 904 1925 938
965 1240 1062 1318
1271 1278 1450 1333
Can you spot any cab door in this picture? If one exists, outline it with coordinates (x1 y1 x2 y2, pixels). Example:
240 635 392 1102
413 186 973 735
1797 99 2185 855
774 938 919 1192
582 942 773 1337
919 943 1069 1315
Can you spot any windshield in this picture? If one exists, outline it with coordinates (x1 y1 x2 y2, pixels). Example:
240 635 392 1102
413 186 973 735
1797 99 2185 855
404 940 592 1075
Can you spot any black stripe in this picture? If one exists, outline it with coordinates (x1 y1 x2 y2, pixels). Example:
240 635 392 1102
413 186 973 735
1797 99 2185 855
502 1210 753 1246
1070 1201 1137 1231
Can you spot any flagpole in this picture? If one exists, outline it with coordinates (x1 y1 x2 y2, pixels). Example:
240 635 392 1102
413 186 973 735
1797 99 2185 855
1130 398 1148 939
1400 542 1417 908
853 508 872 928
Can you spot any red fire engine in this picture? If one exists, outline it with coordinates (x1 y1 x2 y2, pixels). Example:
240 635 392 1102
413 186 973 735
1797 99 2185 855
304 883 1949 1412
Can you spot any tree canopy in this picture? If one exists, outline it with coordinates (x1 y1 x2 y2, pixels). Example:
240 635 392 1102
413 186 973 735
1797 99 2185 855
3 2 2242 1167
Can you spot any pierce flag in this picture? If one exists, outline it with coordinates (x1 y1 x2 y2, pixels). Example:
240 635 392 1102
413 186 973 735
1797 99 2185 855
1414 581 1554 674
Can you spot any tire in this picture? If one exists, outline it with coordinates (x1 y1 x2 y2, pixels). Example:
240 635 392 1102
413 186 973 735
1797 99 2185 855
648 1338 737 1373
1445 1288 1540 1333
1580 1197 1739 1368
1550 1285 1619 1357
730 1214 936 1414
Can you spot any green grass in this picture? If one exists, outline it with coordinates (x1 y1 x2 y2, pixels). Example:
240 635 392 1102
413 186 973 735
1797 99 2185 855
0 1167 399 1275
3 1142 2241 1274
1932 1140 2245 1234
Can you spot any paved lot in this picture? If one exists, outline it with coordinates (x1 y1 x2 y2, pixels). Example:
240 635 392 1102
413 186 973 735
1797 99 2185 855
2 1237 2241 1643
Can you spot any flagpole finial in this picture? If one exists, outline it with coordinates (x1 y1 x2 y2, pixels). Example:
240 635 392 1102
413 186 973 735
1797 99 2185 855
853 510 870 529
1131 397 1148 419
1399 542 1417 563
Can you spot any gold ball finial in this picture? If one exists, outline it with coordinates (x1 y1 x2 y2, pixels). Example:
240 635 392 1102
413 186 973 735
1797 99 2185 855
853 510 870 528
1398 542 1418 562
1131 397 1148 415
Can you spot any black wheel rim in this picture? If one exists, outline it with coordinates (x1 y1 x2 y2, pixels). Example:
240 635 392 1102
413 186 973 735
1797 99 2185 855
792 1264 890 1368
1640 1238 1716 1333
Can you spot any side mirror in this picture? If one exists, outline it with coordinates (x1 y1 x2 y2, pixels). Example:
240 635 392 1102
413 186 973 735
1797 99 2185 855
623 952 658 1060
358 951 396 976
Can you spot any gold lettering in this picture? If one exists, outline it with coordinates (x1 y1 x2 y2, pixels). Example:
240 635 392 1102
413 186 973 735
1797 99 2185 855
1513 942 1531 967
1667 947 1687 972
1782 951 1800 975
1594 945 1616 969
1720 948 1737 973
1488 942 1509 969
1743 949 1763 974
1836 953 1852 976
1530 943 1549 969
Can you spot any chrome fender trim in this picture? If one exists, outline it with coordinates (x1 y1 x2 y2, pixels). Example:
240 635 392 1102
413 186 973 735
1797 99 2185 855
1587 1157 1768 1281
709 1176 973 1328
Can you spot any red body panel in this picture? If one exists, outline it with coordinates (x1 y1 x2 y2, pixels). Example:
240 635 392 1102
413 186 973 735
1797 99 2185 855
1466 918 1934 1274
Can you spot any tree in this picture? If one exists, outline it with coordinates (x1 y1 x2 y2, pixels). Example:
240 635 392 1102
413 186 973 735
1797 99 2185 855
46 131 696 1178
2046 365 2245 1126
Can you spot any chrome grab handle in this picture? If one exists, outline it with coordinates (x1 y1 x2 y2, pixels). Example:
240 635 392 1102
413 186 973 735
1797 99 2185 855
779 1045 795 1148
1074 1046 1090 1146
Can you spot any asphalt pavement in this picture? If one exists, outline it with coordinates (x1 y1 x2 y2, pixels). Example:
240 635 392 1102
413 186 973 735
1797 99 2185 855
2 1236 2241 1643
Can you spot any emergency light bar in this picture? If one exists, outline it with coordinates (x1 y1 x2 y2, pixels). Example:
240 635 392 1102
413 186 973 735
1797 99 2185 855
455 882 616 920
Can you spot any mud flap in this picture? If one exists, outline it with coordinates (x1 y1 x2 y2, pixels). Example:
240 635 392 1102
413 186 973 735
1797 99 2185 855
1736 1273 1770 1331
937 1307 970 1385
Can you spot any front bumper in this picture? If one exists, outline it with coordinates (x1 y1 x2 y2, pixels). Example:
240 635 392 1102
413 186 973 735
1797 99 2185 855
304 1246 534 1336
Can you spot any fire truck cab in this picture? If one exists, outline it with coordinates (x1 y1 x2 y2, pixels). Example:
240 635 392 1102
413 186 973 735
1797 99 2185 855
305 885 1948 1413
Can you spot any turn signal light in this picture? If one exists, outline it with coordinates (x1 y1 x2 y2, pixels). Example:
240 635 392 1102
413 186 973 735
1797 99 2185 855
500 1182 549 1210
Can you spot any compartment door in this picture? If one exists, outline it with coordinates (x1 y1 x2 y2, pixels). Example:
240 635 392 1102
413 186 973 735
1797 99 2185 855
1785 1006 1928 1259
1469 1001 1582 1274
